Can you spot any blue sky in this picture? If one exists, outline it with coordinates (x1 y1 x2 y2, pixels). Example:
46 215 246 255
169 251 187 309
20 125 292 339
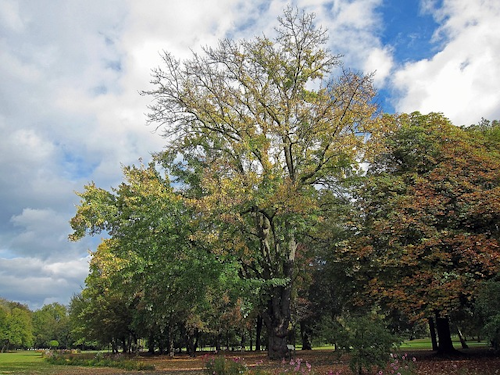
1 0 500 310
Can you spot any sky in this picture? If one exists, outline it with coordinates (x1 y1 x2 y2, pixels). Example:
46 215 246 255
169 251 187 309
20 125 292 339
1 0 500 310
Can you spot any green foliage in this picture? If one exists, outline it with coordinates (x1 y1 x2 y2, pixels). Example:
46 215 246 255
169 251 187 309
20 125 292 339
32 303 70 349
43 351 155 371
0 300 33 352
49 340 59 349
475 277 500 350
335 315 400 375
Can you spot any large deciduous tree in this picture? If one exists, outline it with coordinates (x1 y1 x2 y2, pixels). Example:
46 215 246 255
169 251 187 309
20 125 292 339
348 112 500 354
142 7 380 358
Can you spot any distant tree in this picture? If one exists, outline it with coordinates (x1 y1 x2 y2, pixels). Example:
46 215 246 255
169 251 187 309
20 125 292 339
347 112 500 354
0 301 9 352
0 300 33 352
475 275 500 350
142 6 382 358
32 303 70 349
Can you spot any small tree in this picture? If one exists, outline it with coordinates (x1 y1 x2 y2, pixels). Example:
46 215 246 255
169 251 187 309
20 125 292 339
336 315 399 375
49 340 59 350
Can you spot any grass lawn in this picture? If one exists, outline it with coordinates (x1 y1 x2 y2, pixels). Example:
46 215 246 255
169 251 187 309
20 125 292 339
400 337 489 350
0 351 56 374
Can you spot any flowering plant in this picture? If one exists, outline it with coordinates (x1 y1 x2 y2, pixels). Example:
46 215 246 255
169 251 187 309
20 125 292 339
382 353 417 375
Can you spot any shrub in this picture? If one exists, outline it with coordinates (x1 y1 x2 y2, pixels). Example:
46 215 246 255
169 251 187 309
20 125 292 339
49 340 59 349
43 351 155 371
204 355 248 375
336 315 401 375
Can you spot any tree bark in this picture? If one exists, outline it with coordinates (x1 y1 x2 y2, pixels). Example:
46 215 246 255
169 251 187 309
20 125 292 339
457 327 469 349
255 315 262 351
435 314 457 355
264 284 292 359
428 317 438 351
215 333 221 352
248 326 253 352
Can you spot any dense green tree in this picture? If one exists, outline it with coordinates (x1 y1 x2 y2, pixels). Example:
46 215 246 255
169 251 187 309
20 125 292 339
70 162 229 355
0 300 33 352
32 303 70 349
475 275 500 349
142 7 381 358
0 301 9 352
347 112 500 354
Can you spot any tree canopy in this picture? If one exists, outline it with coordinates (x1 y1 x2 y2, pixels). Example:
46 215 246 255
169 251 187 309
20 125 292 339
346 112 500 353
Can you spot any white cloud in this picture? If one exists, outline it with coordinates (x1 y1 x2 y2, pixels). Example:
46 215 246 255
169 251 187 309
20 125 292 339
8 208 91 260
0 256 90 310
391 0 500 124
0 0 25 32
364 47 395 86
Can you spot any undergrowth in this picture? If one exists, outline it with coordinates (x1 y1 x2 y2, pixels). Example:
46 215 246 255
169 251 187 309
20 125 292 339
42 350 155 371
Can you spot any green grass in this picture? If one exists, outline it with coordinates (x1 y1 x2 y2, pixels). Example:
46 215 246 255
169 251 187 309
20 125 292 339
311 337 490 351
0 351 57 374
400 337 489 350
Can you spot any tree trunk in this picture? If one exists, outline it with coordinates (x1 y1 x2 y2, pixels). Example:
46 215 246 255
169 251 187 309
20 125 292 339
240 331 245 351
300 321 312 350
255 315 262 351
248 326 253 352
264 284 292 359
428 317 438 351
148 332 155 354
435 314 457 355
257 213 295 359
215 333 221 352
457 327 469 349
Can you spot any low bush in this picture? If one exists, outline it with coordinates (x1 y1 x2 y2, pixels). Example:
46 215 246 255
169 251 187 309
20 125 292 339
335 315 401 375
204 355 248 374
42 350 155 371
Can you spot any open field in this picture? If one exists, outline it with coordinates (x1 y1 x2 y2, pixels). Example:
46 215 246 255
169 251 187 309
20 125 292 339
1 345 499 375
